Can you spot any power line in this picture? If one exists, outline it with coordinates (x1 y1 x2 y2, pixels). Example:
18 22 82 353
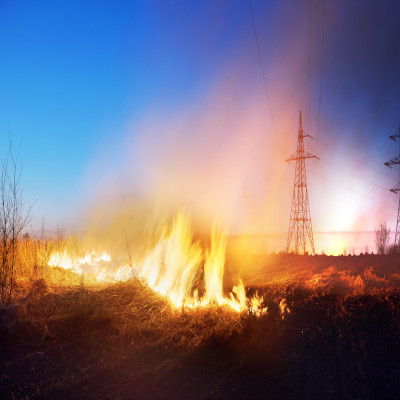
316 0 326 154
317 139 397 181
248 0 282 155
308 0 312 133
308 169 397 211
319 158 394 192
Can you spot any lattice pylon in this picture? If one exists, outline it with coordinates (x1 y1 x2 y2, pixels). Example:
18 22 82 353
395 197 400 246
286 111 318 255
384 126 400 247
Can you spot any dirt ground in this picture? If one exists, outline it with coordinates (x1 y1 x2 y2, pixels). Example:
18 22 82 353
1 254 400 400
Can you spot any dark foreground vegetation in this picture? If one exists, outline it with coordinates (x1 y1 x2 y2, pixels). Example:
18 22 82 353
1 254 400 400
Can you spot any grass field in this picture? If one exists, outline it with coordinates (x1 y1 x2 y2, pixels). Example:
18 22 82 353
1 254 400 399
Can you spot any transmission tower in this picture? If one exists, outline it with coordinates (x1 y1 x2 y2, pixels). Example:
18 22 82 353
286 111 318 254
384 126 400 246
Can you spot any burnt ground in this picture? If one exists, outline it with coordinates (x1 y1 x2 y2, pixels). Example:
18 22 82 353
1 255 400 400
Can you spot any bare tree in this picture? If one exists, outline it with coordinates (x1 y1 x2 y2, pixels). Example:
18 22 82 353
37 216 54 279
0 138 32 304
375 221 391 255
387 243 400 255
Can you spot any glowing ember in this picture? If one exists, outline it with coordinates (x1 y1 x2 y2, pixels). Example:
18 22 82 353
48 214 266 314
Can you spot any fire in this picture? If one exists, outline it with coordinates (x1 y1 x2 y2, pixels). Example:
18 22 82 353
48 214 266 314
279 298 290 319
48 251 111 275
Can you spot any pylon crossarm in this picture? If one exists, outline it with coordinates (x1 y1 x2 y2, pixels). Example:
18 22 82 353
286 153 318 162
389 132 400 141
303 151 319 160
285 154 298 163
301 130 316 140
385 155 400 167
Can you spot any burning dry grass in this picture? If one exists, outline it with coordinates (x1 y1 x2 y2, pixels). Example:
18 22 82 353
2 224 267 354
2 253 400 400
7 278 247 353
245 254 400 297
4 249 400 358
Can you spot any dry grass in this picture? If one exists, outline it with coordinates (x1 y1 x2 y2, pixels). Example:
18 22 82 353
2 253 400 400
5 249 400 356
7 277 246 353
2 235 251 356
14 235 84 284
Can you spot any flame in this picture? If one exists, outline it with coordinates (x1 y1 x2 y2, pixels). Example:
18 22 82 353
279 298 290 319
139 214 203 308
138 214 265 312
48 214 266 314
48 251 111 275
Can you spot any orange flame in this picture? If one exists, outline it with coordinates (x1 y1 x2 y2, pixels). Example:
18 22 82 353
48 213 266 314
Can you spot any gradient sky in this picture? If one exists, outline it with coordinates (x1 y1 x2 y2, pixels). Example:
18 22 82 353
1 1 400 238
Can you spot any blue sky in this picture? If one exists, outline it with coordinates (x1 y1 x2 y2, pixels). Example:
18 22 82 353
0 1 256 229
1 1 400 235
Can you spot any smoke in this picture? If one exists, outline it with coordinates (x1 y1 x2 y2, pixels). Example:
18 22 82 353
75 0 400 256
84 72 298 240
